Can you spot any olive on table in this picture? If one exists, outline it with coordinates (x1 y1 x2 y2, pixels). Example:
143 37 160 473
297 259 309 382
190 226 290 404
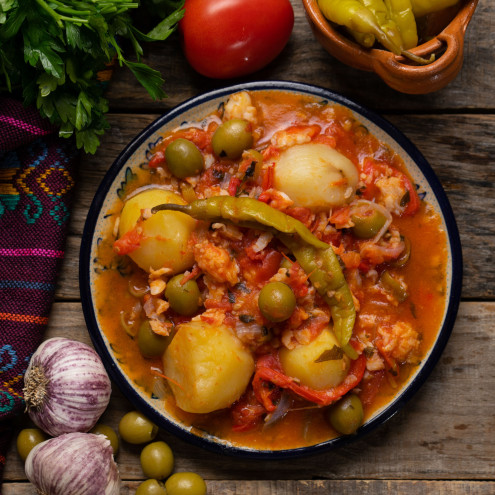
90 423 119 455
351 209 387 239
165 274 201 316
258 281 296 322
138 320 174 358
118 411 158 444
16 428 47 461
212 119 253 159
165 472 207 495
135 479 167 495
140 441 174 480
165 138 205 179
326 393 364 435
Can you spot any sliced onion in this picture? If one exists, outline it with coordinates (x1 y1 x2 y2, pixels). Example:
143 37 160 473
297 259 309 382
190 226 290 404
220 172 232 190
264 390 293 428
128 279 149 298
235 321 263 336
235 321 267 346
151 369 170 400
252 232 273 253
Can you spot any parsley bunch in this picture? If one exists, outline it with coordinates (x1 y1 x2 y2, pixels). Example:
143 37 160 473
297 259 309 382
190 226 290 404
0 0 184 153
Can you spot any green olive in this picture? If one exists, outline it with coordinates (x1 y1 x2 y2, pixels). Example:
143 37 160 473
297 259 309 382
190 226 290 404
351 209 387 239
326 394 364 435
135 479 167 495
90 424 119 455
16 428 47 461
165 138 204 178
118 411 158 444
258 282 296 322
138 320 174 358
165 472 207 495
165 274 201 316
212 119 253 159
140 441 174 480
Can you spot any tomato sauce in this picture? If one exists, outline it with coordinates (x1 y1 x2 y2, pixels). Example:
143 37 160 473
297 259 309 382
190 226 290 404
93 90 447 450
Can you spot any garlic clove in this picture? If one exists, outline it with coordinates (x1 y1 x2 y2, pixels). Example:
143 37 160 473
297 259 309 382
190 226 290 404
25 432 121 495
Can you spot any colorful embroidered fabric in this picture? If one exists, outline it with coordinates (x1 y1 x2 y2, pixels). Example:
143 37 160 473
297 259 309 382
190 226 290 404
0 97 78 486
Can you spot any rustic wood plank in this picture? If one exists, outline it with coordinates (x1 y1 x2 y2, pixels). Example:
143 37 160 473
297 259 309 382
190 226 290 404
58 113 495 301
3 480 495 495
4 301 495 482
2 1 493 493
103 0 492 114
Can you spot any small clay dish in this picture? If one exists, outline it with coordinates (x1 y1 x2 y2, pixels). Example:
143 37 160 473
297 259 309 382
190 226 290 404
302 0 479 94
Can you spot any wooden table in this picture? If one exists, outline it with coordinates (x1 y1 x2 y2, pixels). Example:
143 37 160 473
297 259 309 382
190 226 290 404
3 1 494 493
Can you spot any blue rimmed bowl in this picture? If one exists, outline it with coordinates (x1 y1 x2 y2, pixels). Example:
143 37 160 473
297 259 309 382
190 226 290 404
80 81 462 459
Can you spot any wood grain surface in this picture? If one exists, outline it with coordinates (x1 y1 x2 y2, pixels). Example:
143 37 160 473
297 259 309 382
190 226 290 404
3 0 494 493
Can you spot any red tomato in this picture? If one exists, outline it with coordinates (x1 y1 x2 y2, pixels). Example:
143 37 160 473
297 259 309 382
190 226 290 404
179 0 294 79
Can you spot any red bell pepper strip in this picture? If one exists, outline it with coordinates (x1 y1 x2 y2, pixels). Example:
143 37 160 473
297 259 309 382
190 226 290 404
253 352 366 408
397 172 420 216
231 388 266 432
228 176 242 196
113 224 144 255
148 150 166 169
261 163 275 191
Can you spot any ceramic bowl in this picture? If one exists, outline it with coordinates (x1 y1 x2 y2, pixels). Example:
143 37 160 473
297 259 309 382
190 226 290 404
80 81 462 458
302 0 478 94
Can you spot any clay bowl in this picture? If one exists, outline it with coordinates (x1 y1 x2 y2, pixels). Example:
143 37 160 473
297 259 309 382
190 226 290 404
302 0 478 94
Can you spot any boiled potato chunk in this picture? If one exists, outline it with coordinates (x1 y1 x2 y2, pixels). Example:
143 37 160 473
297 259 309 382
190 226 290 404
163 321 254 413
118 188 196 273
274 143 358 210
279 327 350 390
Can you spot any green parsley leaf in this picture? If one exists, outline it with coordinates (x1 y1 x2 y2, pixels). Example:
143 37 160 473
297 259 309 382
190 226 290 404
0 0 182 153
124 60 166 100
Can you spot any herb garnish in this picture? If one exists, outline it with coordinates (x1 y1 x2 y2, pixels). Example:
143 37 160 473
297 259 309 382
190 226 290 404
314 345 344 363
0 0 184 153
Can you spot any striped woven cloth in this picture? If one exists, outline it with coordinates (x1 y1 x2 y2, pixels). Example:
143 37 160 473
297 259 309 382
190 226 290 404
0 97 78 487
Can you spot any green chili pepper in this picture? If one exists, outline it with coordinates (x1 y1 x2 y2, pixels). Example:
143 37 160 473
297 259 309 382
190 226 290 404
384 0 418 49
318 0 402 54
151 196 329 251
411 0 459 18
280 235 358 360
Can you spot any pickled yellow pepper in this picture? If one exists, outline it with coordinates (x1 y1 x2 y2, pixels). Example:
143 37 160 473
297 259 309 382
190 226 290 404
384 0 418 49
361 0 403 53
346 28 376 48
317 0 402 54
411 0 460 18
